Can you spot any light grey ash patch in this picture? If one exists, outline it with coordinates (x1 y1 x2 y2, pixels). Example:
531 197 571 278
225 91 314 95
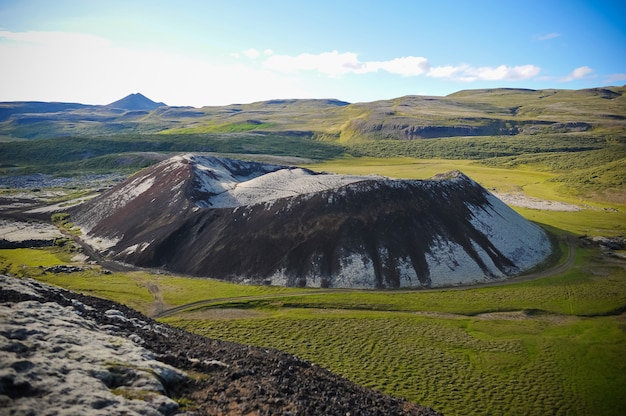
186 154 384 208
0 275 45 299
0 219 64 242
0 173 125 190
468 193 551 272
492 191 582 212
0 276 187 416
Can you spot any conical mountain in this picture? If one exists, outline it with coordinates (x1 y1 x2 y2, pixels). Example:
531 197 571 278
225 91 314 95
70 155 552 288
107 93 166 110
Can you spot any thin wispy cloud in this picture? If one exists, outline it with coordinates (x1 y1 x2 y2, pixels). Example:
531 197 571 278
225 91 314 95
263 51 363 75
366 56 430 77
604 73 626 84
238 48 274 59
242 48 261 59
0 30 111 48
536 32 561 41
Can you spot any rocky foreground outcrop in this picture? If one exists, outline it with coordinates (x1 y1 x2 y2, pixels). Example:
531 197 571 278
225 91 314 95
71 155 551 288
0 275 440 415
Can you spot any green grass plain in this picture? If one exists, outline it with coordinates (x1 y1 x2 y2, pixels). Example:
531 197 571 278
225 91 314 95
167 310 626 416
2 155 625 415
4 240 624 415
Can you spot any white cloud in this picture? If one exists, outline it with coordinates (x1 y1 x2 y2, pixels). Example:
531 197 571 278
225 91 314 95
428 64 540 81
472 64 541 81
426 64 470 79
536 32 561 41
365 56 429 76
263 50 430 77
560 66 593 82
260 50 539 82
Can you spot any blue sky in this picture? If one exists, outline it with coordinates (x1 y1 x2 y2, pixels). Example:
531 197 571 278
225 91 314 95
1 0 625 107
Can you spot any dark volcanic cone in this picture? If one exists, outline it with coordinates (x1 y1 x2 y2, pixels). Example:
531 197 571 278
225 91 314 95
71 155 551 288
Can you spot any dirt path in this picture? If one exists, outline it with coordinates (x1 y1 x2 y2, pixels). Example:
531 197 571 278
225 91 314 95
151 290 340 319
59 228 138 273
145 282 166 316
152 237 578 319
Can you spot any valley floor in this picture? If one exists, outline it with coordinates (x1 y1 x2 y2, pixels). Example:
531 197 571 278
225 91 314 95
0 156 625 415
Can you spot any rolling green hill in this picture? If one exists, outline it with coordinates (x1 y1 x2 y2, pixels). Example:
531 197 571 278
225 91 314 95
1 86 624 141
0 86 624 207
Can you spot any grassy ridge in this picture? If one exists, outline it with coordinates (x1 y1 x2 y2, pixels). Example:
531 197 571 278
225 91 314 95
0 133 346 175
2 87 624 141
161 121 276 134
347 134 617 159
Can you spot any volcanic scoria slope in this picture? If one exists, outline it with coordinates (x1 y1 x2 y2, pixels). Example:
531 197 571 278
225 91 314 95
71 155 552 288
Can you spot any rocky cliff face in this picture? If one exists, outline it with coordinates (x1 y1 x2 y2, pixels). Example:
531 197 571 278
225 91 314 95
0 275 440 415
71 155 551 288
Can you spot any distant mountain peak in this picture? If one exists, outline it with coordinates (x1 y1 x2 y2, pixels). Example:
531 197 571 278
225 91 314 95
107 93 166 110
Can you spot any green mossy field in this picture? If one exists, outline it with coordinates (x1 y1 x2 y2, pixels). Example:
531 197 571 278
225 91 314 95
167 310 626 416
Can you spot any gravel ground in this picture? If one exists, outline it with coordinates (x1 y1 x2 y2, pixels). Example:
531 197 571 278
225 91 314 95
492 192 582 211
0 219 63 242
0 173 125 190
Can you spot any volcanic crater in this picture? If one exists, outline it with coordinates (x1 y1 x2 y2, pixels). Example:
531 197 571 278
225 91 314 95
70 155 552 288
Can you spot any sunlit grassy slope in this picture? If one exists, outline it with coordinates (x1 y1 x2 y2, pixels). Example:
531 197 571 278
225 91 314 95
154 86 626 138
